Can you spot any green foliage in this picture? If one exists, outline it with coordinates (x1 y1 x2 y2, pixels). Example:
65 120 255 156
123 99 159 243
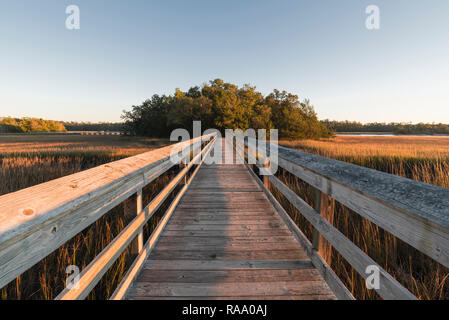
0 117 66 133
322 120 449 135
122 79 331 140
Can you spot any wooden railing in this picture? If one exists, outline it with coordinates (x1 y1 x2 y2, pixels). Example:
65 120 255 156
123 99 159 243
0 133 216 299
233 134 449 300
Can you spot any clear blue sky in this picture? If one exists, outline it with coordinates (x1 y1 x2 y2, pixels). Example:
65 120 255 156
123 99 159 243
1 0 448 123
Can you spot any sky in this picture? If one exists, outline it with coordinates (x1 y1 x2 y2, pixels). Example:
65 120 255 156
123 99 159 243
0 0 448 123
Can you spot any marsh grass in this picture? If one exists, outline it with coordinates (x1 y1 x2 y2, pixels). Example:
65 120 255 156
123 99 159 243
275 136 449 299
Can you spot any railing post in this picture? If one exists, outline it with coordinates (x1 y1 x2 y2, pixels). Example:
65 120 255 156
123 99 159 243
312 188 321 251
124 189 144 254
319 193 335 265
179 157 187 184
263 160 270 189
312 188 335 264
135 189 144 253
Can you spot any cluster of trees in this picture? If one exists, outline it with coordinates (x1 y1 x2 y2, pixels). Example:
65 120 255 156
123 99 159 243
321 120 449 135
0 117 66 133
321 120 397 133
122 79 331 140
63 122 124 132
394 123 449 135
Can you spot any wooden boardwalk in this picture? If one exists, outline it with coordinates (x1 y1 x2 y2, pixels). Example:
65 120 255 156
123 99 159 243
125 141 337 300
3 133 447 300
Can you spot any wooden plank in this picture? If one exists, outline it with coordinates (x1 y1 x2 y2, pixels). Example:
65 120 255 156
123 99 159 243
137 269 321 283
180 192 266 199
177 205 272 210
164 224 288 231
173 212 277 219
128 281 335 297
149 249 309 261
157 236 297 244
155 242 301 251
161 229 293 237
144 260 313 270
171 216 277 221
175 208 278 214
167 219 282 226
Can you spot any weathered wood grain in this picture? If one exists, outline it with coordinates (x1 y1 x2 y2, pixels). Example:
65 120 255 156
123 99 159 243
164 224 288 231
138 269 322 283
128 281 334 297
150 249 309 261
157 236 297 244
144 259 314 270
161 229 293 237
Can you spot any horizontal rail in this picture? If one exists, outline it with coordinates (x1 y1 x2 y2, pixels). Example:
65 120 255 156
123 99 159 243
237 135 449 269
56 137 216 300
0 133 215 289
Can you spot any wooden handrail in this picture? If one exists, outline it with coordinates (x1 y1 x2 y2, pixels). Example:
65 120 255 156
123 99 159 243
233 134 449 299
0 133 216 289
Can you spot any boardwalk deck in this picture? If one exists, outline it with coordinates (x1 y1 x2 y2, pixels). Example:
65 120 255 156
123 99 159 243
125 140 337 300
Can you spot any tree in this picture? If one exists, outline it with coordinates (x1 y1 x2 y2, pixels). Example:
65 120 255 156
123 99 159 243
122 79 332 140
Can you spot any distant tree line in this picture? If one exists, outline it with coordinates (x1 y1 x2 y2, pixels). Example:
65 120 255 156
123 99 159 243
63 122 125 132
0 117 66 133
122 79 331 140
321 120 449 135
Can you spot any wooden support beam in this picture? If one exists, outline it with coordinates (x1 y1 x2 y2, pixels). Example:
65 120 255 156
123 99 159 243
312 188 335 264
318 193 335 265
263 160 270 189
312 188 321 251
124 189 144 254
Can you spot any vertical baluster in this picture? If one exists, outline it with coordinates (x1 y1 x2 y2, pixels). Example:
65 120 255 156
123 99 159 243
124 189 144 254
312 188 322 251
312 188 335 265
